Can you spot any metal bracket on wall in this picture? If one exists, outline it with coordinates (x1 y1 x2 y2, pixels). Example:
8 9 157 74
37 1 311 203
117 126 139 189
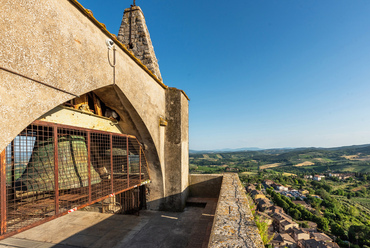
159 117 168 127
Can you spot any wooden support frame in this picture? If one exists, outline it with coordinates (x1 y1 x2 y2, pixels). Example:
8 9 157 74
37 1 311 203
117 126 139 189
92 93 103 116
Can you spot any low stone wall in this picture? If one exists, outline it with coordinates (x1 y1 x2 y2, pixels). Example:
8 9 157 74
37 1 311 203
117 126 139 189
189 174 223 198
209 174 264 248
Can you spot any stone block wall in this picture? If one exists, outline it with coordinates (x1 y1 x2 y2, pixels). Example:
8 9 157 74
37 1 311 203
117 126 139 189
117 6 162 81
209 174 264 247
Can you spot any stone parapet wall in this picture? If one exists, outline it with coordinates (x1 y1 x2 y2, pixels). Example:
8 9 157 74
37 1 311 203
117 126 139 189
209 174 264 248
189 174 223 198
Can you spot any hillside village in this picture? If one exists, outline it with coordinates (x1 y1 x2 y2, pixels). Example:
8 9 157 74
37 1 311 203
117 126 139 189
248 179 340 248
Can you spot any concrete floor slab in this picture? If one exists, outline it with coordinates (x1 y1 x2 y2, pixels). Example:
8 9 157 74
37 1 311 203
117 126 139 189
0 205 211 248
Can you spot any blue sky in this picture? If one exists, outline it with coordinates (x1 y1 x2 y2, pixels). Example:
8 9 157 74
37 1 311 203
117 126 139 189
78 0 370 150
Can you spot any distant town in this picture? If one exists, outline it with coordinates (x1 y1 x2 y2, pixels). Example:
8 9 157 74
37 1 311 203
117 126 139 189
244 171 370 248
248 179 338 248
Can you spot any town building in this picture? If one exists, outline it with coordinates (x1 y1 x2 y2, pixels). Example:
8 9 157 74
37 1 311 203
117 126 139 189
256 212 273 226
273 183 289 191
271 233 297 248
247 184 256 192
280 219 300 232
313 175 325 181
271 212 299 232
299 221 318 232
326 242 340 248
250 190 267 200
257 181 340 248
268 205 284 214
301 239 331 248
256 198 273 212
263 179 275 188
299 189 309 195
289 227 310 242
310 232 332 243
329 173 355 180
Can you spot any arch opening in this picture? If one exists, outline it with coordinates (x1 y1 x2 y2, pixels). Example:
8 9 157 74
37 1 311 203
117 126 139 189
0 85 165 238
0 120 150 237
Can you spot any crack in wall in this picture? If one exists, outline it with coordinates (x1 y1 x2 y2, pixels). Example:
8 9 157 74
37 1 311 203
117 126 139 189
209 174 264 247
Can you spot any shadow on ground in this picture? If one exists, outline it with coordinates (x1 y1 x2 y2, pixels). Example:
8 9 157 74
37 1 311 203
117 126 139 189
0 176 222 248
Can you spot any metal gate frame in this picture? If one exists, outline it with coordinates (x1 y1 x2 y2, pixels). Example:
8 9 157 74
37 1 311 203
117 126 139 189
0 120 151 239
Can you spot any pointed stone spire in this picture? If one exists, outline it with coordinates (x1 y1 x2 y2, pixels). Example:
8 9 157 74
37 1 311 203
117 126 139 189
118 6 162 81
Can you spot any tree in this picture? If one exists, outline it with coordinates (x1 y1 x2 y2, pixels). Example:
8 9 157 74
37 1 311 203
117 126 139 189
301 209 313 221
331 223 346 239
300 221 309 228
308 195 322 209
335 189 344 196
315 216 329 231
348 206 359 217
277 198 289 210
322 184 332 193
307 188 315 194
335 212 345 221
322 198 338 211
348 225 370 247
316 189 331 200
289 208 302 220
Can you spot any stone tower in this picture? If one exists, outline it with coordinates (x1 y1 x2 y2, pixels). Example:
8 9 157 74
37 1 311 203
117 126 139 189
118 6 162 81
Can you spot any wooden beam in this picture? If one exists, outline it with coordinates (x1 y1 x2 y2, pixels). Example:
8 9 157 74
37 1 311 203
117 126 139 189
92 93 103 116
73 94 88 110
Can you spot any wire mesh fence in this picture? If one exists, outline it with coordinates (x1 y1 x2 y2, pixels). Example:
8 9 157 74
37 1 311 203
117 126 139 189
0 120 150 238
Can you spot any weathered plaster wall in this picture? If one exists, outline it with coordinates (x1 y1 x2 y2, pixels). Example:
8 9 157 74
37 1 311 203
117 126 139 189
0 0 188 210
209 174 264 248
180 92 189 197
0 0 165 151
163 88 189 211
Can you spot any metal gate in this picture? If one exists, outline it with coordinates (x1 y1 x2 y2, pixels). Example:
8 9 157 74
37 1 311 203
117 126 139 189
116 185 146 215
0 120 150 239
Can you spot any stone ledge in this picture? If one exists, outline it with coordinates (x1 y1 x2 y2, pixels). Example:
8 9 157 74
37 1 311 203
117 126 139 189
209 173 264 248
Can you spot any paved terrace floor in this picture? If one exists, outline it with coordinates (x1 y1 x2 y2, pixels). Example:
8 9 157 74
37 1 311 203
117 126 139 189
0 198 217 248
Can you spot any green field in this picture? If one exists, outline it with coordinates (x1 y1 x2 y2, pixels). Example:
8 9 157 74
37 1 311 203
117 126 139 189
190 144 370 175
